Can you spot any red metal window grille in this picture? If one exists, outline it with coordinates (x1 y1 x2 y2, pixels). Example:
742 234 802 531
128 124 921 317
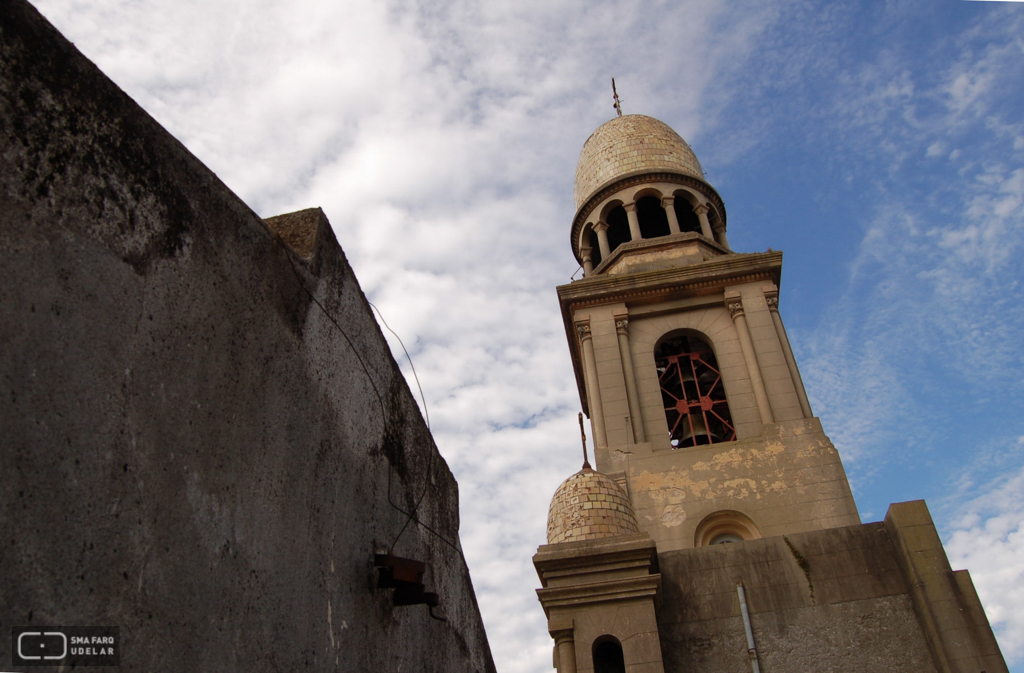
655 334 736 448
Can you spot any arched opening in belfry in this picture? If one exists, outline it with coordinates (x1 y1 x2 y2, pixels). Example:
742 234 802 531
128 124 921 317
592 637 626 673
637 195 671 239
587 228 602 266
655 332 736 449
606 205 631 253
673 195 701 234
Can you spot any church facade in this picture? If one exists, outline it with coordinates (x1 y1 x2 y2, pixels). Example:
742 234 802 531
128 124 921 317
534 115 1007 673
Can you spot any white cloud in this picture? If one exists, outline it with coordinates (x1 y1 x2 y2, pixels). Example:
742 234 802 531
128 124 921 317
926 141 947 157
28 0 1024 670
782 11 1024 665
794 5 1024 468
947 464 1024 663
32 0 774 669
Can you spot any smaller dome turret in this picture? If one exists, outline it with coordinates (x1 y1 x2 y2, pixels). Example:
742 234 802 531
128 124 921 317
546 466 639 544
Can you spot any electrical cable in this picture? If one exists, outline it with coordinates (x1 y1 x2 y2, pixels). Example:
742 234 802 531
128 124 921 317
368 302 429 430
369 302 459 553
276 236 461 555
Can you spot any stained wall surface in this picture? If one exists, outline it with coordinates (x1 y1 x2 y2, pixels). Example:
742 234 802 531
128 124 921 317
0 1 494 670
622 419 860 553
655 507 1006 673
657 523 937 672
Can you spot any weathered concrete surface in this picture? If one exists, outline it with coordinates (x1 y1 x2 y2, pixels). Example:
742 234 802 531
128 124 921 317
657 523 937 672
264 208 322 260
0 1 494 670
656 512 1007 673
885 500 1008 673
622 418 860 553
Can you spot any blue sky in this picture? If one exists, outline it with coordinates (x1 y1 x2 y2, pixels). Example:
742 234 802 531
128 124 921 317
703 1 1024 507
32 0 1024 669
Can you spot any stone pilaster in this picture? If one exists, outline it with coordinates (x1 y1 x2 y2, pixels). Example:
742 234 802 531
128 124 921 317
764 288 813 418
726 294 775 426
577 319 608 448
614 313 645 444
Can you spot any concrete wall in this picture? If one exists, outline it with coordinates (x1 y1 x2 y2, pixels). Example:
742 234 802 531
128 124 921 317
0 1 494 670
885 501 1007 673
655 502 1006 673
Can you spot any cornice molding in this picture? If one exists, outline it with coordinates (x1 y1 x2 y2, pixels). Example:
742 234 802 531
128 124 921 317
559 251 782 305
536 574 662 613
534 537 658 575
568 271 775 312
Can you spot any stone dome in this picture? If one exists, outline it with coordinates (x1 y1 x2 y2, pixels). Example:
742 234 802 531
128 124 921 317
573 114 705 211
546 467 640 544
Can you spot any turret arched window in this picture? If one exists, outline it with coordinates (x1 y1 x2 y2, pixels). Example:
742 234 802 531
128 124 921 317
673 197 701 234
637 195 671 238
605 205 631 252
655 333 736 448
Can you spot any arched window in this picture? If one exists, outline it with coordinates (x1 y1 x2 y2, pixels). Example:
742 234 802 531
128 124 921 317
655 333 736 448
710 532 743 544
637 196 670 239
605 205 631 253
593 637 626 673
673 197 701 234
694 510 761 547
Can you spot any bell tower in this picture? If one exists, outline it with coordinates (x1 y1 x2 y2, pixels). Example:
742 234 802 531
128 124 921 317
535 113 1007 673
558 114 859 553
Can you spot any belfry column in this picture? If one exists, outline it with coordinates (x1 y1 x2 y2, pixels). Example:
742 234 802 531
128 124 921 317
694 203 715 240
581 246 594 276
764 289 813 418
624 202 641 241
613 314 645 443
594 222 611 259
714 223 730 250
662 197 681 234
726 296 775 425
576 320 608 448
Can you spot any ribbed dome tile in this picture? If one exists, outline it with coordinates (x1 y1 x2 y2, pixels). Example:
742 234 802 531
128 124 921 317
546 467 639 544
574 114 704 211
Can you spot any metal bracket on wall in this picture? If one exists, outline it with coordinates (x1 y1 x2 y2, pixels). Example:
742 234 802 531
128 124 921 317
374 554 446 621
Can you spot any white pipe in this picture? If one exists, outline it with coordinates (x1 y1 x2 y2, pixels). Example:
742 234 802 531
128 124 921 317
736 581 761 673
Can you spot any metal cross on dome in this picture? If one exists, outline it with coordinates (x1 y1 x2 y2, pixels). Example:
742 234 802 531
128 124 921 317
612 78 623 117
